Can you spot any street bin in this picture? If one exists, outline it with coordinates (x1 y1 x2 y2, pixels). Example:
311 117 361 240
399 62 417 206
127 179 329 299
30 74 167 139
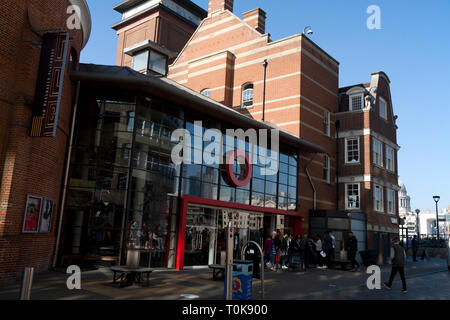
224 260 253 300
244 245 261 279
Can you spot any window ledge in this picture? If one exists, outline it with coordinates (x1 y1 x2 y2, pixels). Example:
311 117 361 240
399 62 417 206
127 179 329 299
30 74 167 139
345 161 361 166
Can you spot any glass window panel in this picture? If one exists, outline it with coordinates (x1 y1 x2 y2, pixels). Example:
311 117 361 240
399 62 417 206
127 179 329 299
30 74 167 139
183 164 202 180
280 153 289 164
265 181 277 196
280 162 289 174
252 178 265 194
251 192 265 207
149 51 167 75
201 166 219 185
201 183 218 200
182 178 201 197
236 189 250 205
288 175 297 187
278 184 288 198
279 173 288 185
132 51 149 71
220 186 235 202
288 186 297 199
289 165 297 177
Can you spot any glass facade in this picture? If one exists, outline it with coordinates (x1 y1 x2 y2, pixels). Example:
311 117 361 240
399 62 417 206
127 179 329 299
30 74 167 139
61 84 299 268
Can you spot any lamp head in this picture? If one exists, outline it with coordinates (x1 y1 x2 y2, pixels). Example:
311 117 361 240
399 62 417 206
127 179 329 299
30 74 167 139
433 196 440 203
415 209 420 214
303 26 313 35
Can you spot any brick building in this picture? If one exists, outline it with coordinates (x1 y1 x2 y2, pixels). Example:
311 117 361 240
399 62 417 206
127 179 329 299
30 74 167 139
120 0 398 260
0 0 91 282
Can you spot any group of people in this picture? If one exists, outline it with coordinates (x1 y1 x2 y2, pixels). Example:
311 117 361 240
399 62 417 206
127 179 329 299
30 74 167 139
263 230 361 272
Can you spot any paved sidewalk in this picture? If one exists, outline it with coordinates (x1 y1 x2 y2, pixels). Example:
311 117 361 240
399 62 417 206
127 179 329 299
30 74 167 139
0 258 448 300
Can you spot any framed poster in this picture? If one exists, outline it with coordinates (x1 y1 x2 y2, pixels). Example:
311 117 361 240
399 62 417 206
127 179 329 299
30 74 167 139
39 198 54 233
22 195 42 233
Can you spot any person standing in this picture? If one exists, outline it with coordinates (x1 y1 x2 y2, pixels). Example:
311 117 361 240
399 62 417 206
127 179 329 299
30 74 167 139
305 235 316 268
384 237 408 293
263 236 274 269
280 233 289 269
329 231 336 262
412 235 419 262
323 231 334 268
314 235 324 269
346 232 361 272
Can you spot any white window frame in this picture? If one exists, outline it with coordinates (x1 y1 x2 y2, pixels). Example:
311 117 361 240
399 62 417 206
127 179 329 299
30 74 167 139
349 93 364 111
345 137 360 164
379 97 387 120
385 145 395 172
345 183 360 210
241 83 254 109
372 138 383 167
323 110 330 137
387 188 395 215
323 155 330 183
374 184 384 212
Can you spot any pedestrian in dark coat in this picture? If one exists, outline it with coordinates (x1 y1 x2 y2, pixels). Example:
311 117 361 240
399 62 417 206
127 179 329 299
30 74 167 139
384 237 408 293
345 232 360 272
412 236 419 262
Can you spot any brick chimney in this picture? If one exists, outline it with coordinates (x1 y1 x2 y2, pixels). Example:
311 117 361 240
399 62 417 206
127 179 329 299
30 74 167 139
208 0 234 15
242 8 266 34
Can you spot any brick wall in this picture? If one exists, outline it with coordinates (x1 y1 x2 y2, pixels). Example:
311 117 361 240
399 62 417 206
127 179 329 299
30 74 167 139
0 0 84 284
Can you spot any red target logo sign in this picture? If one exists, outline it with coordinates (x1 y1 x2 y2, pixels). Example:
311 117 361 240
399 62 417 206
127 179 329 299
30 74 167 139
223 150 253 188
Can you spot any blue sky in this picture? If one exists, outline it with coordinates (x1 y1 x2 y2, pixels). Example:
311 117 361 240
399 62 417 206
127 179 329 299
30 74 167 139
82 0 450 213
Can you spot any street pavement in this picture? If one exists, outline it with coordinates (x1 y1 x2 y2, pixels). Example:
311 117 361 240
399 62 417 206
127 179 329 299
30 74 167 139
0 258 448 300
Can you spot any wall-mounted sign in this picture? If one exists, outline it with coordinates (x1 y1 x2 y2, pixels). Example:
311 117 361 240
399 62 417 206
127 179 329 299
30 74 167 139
222 150 253 188
39 198 54 233
22 195 43 233
30 32 70 137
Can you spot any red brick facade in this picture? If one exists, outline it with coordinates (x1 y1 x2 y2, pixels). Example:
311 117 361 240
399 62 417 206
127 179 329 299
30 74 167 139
0 0 89 283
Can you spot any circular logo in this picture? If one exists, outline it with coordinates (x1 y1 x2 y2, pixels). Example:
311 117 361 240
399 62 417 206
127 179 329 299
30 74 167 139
223 150 253 188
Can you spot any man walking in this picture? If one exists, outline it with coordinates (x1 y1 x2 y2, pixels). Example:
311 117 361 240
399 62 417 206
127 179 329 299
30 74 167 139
384 237 408 293
346 232 361 272
412 235 419 262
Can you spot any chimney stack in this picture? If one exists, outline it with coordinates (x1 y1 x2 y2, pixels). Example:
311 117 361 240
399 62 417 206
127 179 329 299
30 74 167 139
242 8 266 34
208 0 234 16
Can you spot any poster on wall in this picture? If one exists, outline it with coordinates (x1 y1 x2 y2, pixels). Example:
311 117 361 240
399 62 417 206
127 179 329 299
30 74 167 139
39 198 54 233
29 32 70 137
22 195 42 233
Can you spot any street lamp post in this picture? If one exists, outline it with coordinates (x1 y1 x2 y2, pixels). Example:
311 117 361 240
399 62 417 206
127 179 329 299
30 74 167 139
415 209 420 239
433 196 440 246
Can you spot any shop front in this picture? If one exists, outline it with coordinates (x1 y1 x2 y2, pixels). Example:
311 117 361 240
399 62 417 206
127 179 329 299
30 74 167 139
58 64 323 270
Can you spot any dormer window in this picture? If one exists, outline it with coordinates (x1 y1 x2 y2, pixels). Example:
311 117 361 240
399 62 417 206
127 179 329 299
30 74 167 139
346 87 366 112
350 94 363 111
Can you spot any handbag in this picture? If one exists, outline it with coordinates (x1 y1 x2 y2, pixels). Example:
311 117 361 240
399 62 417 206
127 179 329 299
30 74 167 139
320 251 326 258
276 249 281 263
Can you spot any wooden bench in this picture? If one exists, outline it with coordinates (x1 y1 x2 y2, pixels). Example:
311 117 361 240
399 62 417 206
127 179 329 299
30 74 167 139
208 264 225 281
111 266 153 288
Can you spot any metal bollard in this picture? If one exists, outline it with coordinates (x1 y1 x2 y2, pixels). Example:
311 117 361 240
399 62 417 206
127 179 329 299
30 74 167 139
19 267 34 300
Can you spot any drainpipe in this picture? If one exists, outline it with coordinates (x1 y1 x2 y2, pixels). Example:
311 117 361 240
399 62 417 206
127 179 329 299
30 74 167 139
305 153 318 211
262 59 268 122
335 120 340 211
52 81 81 268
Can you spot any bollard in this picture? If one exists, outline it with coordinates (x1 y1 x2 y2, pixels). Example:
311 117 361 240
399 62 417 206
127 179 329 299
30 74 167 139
19 267 34 300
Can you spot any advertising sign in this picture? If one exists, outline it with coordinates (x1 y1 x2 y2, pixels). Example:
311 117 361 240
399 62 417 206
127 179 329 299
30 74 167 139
30 32 70 137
